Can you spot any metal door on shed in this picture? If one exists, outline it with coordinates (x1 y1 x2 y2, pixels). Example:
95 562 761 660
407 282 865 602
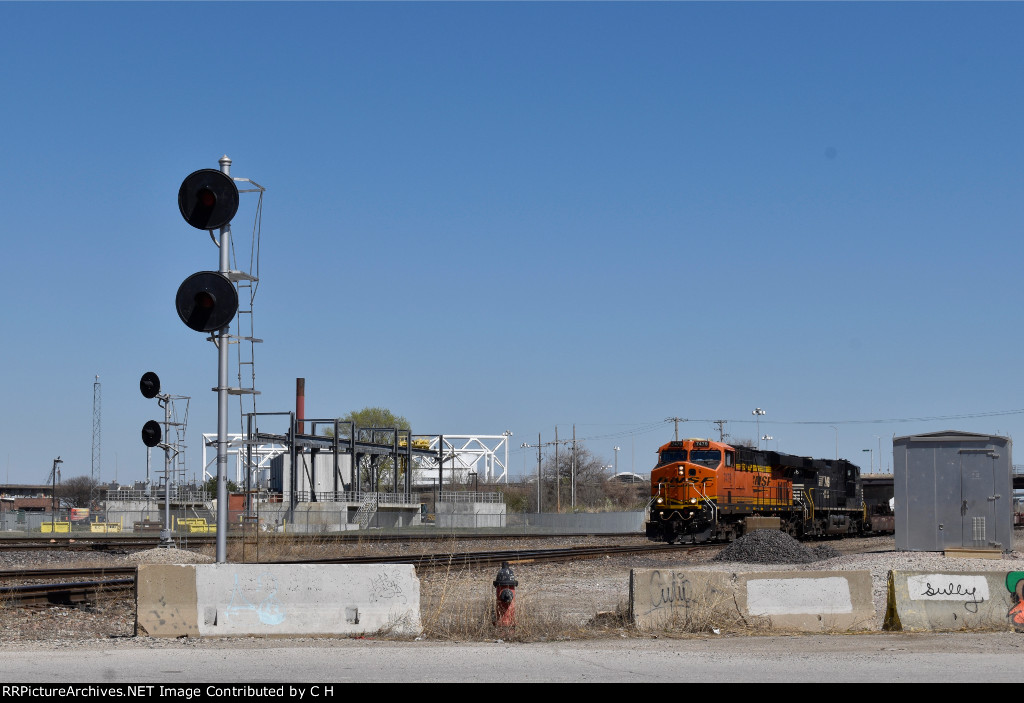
958 447 1006 549
899 439 960 551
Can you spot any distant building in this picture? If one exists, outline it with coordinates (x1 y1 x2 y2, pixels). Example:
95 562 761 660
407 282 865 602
610 472 646 484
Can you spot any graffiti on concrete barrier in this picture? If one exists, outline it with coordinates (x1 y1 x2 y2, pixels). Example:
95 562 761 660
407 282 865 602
641 570 696 617
225 572 286 626
920 581 984 613
1006 572 1024 631
369 569 408 604
907 574 988 614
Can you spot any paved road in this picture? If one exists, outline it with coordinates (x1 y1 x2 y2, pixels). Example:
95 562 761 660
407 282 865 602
3 633 1024 683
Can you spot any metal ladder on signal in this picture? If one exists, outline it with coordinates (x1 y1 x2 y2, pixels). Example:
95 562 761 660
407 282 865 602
226 272 262 407
356 493 379 529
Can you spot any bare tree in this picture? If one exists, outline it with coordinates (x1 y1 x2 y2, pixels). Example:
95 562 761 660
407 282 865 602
56 475 98 508
541 443 614 511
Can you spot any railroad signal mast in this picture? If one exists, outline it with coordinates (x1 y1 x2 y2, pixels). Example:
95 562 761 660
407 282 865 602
140 371 188 548
175 156 264 564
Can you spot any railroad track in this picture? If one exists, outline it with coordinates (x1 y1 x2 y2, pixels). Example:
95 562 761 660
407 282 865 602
0 542 695 607
0 531 645 551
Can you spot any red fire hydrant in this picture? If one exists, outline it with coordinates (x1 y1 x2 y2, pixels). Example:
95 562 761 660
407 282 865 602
493 561 518 628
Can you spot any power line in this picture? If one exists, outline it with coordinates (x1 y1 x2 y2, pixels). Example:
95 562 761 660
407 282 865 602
510 407 1024 458
719 409 1024 426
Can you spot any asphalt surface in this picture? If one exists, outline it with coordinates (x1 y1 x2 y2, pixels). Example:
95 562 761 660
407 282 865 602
4 632 1024 683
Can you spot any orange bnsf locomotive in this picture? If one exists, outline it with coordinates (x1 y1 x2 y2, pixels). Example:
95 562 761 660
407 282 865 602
646 438 868 544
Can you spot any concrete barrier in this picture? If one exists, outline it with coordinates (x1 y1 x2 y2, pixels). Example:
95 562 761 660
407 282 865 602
884 570 1020 632
136 563 421 638
630 569 875 633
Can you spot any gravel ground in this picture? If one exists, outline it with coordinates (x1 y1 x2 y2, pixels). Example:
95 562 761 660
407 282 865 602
2 531 1023 645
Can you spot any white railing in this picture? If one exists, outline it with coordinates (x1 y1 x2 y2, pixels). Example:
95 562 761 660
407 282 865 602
438 491 503 504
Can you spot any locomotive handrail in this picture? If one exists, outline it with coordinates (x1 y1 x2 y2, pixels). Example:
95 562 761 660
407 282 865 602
689 480 717 527
804 488 816 521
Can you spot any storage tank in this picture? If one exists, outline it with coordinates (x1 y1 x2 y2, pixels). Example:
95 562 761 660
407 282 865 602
270 452 353 498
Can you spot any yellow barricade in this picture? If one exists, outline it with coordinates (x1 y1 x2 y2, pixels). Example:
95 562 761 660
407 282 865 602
176 518 217 534
90 522 123 533
41 521 71 533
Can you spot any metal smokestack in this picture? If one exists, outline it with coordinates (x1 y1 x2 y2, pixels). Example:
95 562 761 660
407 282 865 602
296 378 305 435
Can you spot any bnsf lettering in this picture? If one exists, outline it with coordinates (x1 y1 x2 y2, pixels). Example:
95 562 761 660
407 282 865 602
734 462 769 473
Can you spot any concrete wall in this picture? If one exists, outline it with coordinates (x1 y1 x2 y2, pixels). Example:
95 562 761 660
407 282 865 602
136 563 421 638
507 511 645 534
435 500 506 528
630 569 875 633
885 569 1021 631
253 501 423 532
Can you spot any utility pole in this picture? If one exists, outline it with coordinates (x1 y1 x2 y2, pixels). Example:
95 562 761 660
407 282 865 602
91 376 101 486
49 457 62 526
666 417 688 441
571 424 576 510
536 435 541 510
713 420 728 442
555 426 560 512
521 434 548 512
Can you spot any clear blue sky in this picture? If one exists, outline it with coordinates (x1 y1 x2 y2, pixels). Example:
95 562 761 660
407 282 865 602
1 2 1022 487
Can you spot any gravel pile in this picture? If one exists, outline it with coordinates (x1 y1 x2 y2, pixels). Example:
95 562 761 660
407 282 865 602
712 529 842 564
125 547 215 565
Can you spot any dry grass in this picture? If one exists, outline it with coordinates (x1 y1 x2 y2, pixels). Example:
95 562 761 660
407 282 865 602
417 561 629 642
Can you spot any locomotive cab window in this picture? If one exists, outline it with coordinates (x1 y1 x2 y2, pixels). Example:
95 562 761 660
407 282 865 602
658 449 687 466
690 449 721 468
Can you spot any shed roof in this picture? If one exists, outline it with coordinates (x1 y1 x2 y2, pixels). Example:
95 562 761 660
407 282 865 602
893 429 1009 443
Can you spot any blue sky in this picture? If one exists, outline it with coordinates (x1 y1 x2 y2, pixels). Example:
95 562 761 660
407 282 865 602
1 1 1022 487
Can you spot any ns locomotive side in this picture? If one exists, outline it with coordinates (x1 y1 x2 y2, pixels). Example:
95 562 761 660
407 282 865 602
645 438 875 544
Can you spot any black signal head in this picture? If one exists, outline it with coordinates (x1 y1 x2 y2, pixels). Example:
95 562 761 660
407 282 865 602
140 371 161 399
175 271 239 332
142 420 162 448
178 168 239 230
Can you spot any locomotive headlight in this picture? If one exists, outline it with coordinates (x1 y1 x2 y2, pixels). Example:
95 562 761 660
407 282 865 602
690 498 697 504
656 497 664 504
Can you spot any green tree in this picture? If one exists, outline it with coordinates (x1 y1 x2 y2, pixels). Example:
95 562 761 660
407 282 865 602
326 407 412 491
203 476 240 496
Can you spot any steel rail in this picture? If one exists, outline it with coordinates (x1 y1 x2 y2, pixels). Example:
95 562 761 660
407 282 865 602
0 543 697 607
0 578 135 607
0 532 645 551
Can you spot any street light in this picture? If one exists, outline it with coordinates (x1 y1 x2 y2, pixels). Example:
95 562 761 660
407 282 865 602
752 408 765 448
762 435 774 451
522 436 543 512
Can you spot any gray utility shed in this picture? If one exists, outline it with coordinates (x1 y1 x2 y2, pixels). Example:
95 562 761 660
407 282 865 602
893 430 1013 552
